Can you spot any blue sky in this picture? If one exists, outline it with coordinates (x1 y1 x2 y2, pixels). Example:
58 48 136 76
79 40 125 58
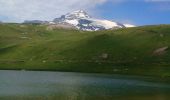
95 0 170 26
0 0 170 26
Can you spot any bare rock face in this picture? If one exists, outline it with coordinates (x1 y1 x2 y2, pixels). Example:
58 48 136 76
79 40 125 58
53 10 132 31
153 46 169 56
46 23 76 30
22 10 135 31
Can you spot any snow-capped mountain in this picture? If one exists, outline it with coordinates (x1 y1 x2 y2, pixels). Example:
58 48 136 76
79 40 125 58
23 10 135 31
53 10 135 31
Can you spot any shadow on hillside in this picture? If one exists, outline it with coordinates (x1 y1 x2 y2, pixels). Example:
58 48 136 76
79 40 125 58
56 32 170 75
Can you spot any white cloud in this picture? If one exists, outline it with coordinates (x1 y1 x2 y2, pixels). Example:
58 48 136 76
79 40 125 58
3 0 169 22
0 0 107 22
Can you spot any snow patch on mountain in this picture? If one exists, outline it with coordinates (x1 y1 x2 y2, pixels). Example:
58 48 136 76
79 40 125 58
65 19 79 26
23 10 136 31
53 10 136 31
90 19 124 29
124 24 136 28
65 10 91 19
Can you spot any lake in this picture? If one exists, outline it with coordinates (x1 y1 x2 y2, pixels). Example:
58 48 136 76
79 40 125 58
0 70 170 100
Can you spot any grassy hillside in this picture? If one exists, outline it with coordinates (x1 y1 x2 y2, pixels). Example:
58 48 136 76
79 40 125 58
0 23 170 77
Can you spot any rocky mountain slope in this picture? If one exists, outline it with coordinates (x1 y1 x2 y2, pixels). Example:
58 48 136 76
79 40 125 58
53 10 135 31
24 10 135 31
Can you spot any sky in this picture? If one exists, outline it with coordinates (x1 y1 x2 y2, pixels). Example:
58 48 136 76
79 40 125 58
0 0 170 26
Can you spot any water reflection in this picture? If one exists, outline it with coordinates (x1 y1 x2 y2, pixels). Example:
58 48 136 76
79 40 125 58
0 70 170 100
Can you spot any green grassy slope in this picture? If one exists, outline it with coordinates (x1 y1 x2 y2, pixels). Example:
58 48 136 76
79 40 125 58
0 23 170 77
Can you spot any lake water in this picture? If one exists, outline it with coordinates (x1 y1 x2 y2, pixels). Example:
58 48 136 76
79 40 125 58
0 70 170 100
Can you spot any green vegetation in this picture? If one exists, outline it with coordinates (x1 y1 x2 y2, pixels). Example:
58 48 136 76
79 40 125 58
1 94 170 100
0 23 170 77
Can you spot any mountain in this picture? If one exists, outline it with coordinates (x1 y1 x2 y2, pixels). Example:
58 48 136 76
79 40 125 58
23 10 135 31
23 20 49 24
53 10 135 31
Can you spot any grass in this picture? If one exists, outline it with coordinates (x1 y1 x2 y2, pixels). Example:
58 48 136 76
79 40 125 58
1 95 170 100
0 23 170 77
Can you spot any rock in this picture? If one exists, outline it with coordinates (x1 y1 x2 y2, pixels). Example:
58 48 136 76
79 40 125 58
113 69 119 72
153 46 169 55
23 20 48 24
46 23 76 30
30 58 33 61
101 53 108 59
42 60 46 63
20 25 27 28
21 32 27 35
160 34 164 37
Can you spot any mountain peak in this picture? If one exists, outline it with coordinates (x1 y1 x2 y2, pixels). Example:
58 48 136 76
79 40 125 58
53 10 136 31
71 10 87 14
65 10 91 19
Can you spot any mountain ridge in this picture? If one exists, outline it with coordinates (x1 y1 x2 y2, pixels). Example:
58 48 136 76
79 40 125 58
24 10 135 31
